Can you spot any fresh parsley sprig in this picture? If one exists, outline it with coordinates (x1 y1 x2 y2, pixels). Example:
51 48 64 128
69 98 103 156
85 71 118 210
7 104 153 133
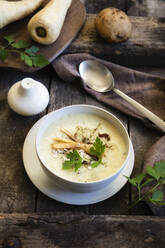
91 158 102 168
62 137 105 172
90 137 105 159
0 35 49 68
125 160 165 208
90 137 105 168
63 150 82 172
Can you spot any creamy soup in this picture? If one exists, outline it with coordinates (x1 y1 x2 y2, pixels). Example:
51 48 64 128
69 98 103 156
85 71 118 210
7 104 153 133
39 113 128 183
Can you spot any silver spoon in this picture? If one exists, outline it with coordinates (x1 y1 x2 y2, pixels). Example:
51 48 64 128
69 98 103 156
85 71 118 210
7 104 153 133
79 60 165 132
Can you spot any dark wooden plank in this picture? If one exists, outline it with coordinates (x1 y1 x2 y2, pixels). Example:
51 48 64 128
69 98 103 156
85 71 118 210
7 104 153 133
66 14 165 66
82 0 126 13
36 71 130 215
0 66 50 212
128 67 164 215
127 0 165 17
0 213 165 248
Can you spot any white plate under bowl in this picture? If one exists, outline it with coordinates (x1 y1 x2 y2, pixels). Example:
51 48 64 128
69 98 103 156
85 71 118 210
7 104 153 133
23 114 134 205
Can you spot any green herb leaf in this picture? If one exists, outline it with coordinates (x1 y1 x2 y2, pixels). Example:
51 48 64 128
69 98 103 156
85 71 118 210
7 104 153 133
162 179 165 184
146 166 160 181
3 35 14 44
0 36 48 68
125 176 137 187
146 161 165 181
90 137 105 159
74 160 82 172
91 159 102 168
126 160 165 209
140 178 153 188
0 48 8 61
20 52 25 60
62 160 73 170
135 173 146 186
20 53 33 67
151 190 164 202
31 55 49 68
125 173 146 188
154 160 165 179
25 45 39 56
12 40 31 49
62 150 82 172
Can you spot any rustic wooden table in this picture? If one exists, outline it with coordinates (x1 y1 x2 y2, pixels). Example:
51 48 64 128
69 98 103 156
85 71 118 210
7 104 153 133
0 1 165 247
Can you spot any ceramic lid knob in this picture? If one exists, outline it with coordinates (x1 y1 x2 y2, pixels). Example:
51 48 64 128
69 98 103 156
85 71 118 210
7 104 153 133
7 78 49 116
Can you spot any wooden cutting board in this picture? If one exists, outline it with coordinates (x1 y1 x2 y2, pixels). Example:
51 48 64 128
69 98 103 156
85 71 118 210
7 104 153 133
0 0 86 72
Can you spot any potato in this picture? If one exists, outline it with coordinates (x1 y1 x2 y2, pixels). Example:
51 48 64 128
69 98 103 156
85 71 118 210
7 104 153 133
95 8 132 43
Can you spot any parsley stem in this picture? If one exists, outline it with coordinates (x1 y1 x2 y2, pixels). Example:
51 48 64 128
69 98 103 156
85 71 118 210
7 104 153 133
0 46 21 55
130 181 161 209
0 35 49 68
142 181 161 201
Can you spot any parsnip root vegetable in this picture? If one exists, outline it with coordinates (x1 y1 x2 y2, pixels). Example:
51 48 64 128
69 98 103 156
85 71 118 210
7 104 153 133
61 128 77 142
53 138 74 143
52 141 92 154
28 0 72 45
0 0 44 29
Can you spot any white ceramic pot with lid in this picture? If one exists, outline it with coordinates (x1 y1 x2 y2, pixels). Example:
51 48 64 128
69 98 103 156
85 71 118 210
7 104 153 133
7 77 49 116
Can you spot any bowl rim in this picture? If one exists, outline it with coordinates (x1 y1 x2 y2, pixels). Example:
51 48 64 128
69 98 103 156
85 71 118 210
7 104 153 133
36 104 131 185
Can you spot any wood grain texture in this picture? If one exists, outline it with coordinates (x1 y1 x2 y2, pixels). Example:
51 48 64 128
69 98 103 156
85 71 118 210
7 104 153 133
82 0 126 13
0 67 50 212
0 214 165 248
0 0 86 72
127 0 165 17
0 0 164 219
66 14 165 66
